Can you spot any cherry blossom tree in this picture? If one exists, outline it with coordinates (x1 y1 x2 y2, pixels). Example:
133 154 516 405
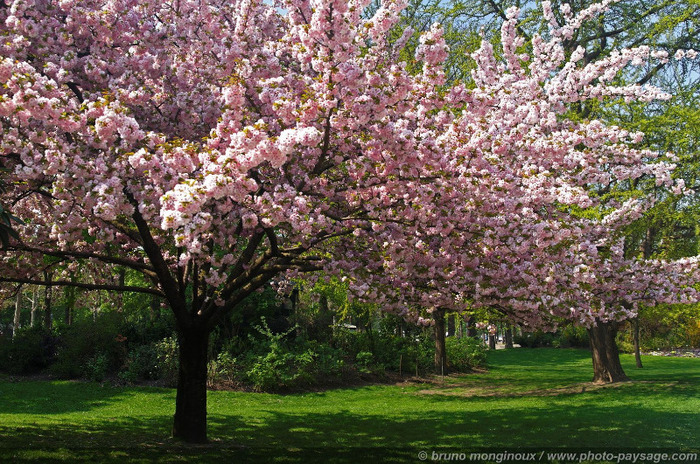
332 2 698 382
1 0 697 444
0 0 448 442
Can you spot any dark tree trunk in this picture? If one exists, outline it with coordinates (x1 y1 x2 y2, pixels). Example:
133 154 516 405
447 313 455 337
588 321 629 383
504 326 514 349
433 308 447 375
488 334 496 350
172 326 210 443
632 318 643 368
64 285 75 326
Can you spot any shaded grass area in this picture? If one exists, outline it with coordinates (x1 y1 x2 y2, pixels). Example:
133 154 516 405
0 349 697 462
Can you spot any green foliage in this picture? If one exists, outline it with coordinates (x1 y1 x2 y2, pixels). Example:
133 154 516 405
49 314 126 379
617 304 700 351
354 351 377 374
514 330 556 348
514 327 590 349
154 336 179 387
0 326 56 374
84 352 110 382
118 344 161 384
446 336 487 371
207 351 239 388
239 319 347 391
245 346 315 392
552 325 590 349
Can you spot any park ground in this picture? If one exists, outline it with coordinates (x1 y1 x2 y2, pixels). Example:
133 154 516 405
0 348 697 463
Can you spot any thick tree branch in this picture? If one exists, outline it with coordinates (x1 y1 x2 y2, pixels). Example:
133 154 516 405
0 277 164 297
124 189 190 325
10 244 157 276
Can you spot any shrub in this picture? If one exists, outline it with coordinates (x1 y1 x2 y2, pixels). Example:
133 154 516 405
207 351 239 388
118 344 161 383
154 335 179 387
0 326 56 374
446 336 487 372
84 352 110 382
553 325 589 348
49 315 125 379
514 330 556 348
303 340 345 378
355 351 375 374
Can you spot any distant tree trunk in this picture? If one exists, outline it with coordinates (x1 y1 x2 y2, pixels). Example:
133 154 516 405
172 325 210 443
488 334 496 350
466 316 478 338
30 286 38 327
433 308 447 374
396 319 404 337
314 293 333 341
116 267 127 312
64 285 75 326
634 228 655 368
588 320 629 383
43 272 52 329
505 326 514 349
632 318 643 368
12 286 22 338
447 313 455 337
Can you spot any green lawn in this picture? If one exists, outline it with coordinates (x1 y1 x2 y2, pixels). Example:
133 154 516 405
0 349 697 463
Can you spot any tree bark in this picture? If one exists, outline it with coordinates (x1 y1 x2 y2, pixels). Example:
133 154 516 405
447 313 455 337
433 308 447 375
12 286 22 338
172 326 210 443
30 286 38 327
504 326 513 349
43 271 52 329
588 320 629 383
64 285 75 326
488 333 496 350
632 317 643 368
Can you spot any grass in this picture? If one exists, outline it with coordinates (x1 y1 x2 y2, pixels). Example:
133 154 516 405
0 349 697 463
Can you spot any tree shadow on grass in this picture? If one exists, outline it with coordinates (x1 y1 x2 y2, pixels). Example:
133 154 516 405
0 380 174 415
2 401 694 463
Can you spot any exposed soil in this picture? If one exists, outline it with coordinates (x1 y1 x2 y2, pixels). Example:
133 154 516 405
415 380 679 399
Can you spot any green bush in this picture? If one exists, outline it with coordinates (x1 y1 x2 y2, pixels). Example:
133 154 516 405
446 336 487 372
154 336 179 387
331 328 435 375
84 352 110 382
118 344 161 383
355 351 376 374
304 340 345 378
208 351 239 388
553 325 589 348
514 330 556 348
245 345 315 391
49 315 125 379
0 326 56 374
